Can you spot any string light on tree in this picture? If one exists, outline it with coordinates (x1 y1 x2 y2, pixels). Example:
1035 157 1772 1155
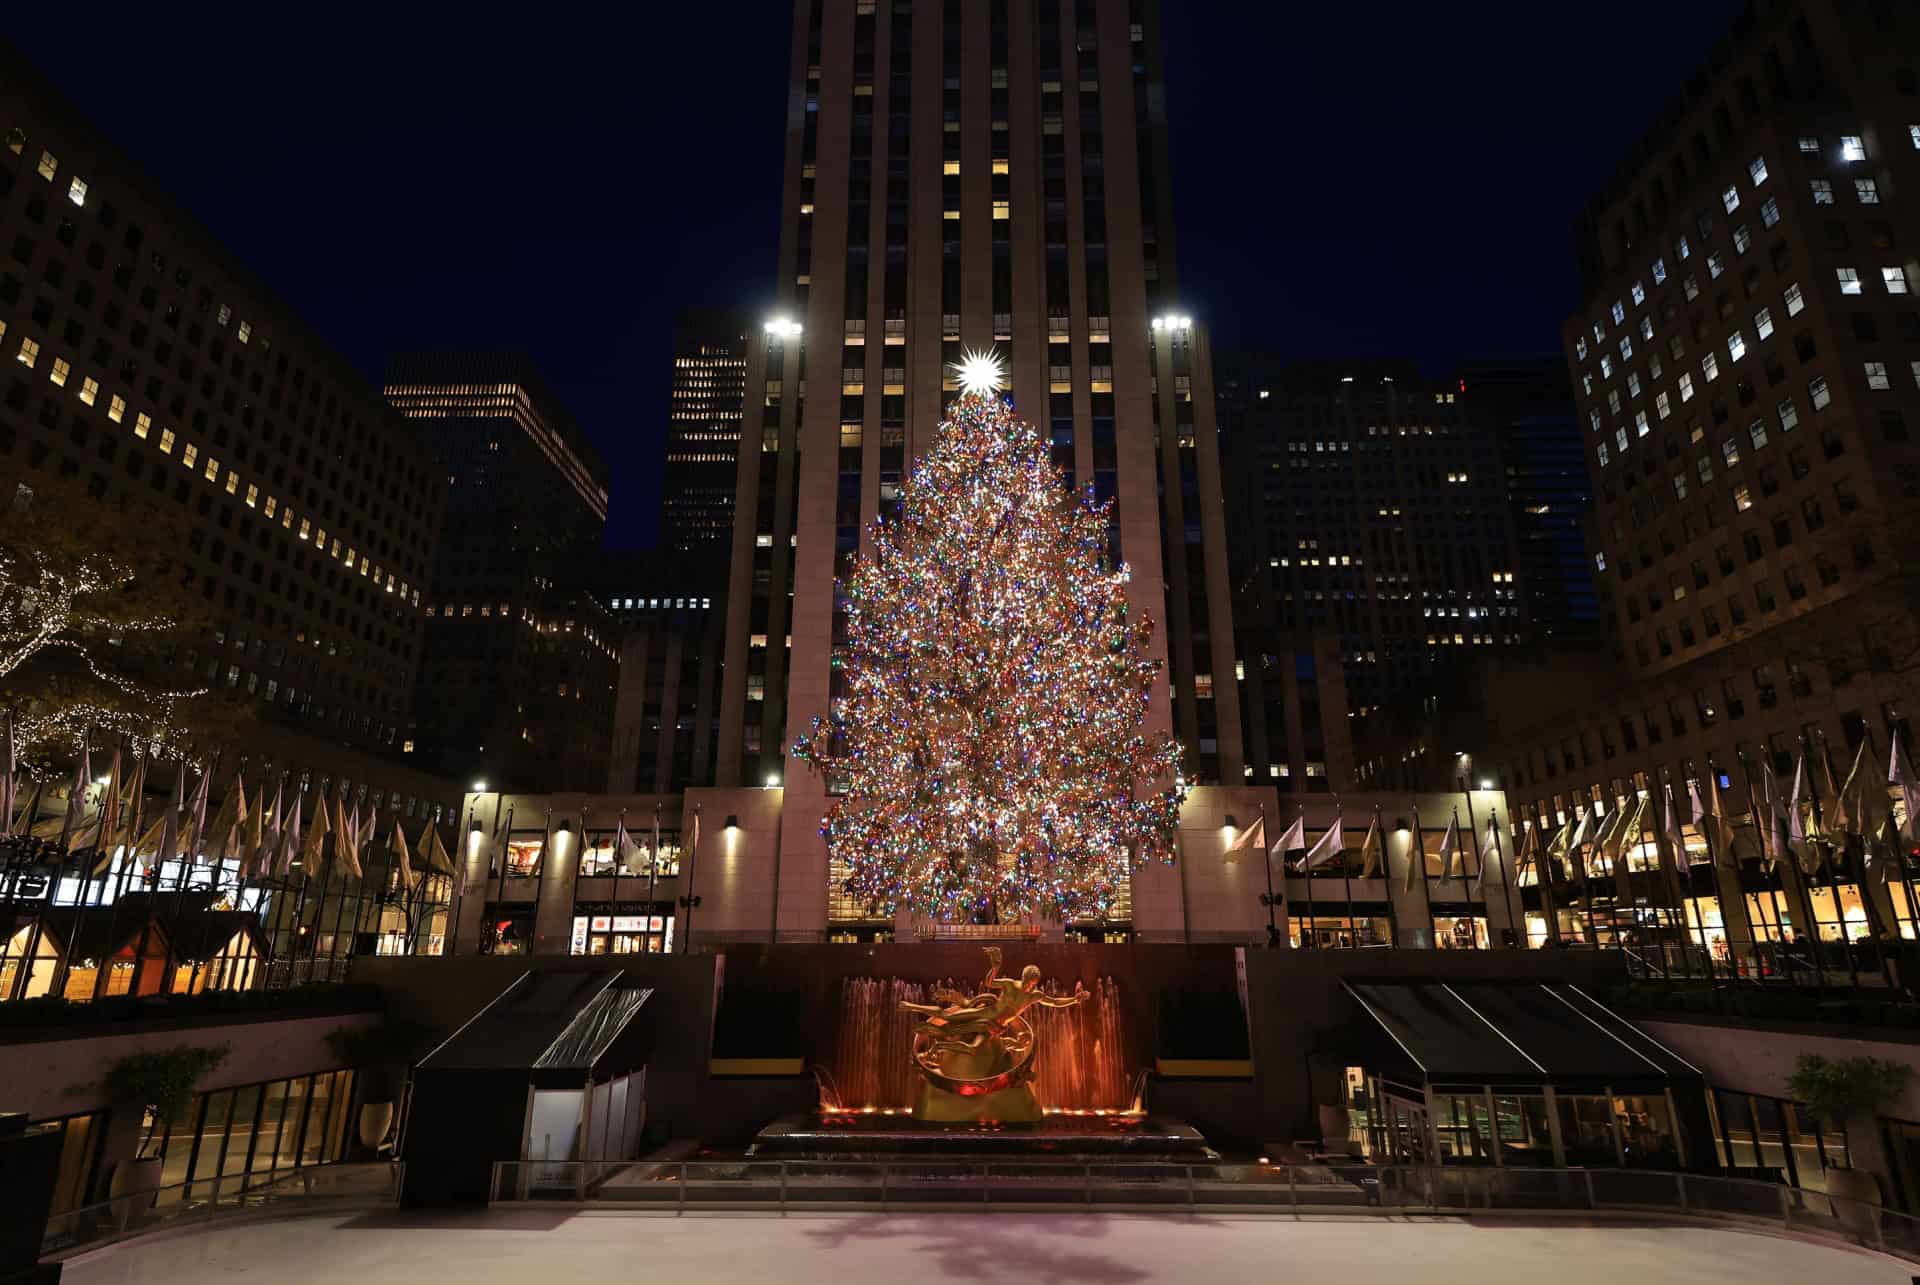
792 359 1187 924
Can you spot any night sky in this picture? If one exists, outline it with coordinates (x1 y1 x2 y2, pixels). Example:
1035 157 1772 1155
8 3 1741 546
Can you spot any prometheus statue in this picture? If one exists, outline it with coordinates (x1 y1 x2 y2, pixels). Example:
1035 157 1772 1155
900 946 1089 1123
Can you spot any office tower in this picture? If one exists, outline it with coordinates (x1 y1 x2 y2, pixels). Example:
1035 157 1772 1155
385 352 616 791
1457 357 1597 641
1216 357 1526 789
712 0 1243 936
0 47 440 759
600 550 724 793
660 307 750 560
1486 0 1920 955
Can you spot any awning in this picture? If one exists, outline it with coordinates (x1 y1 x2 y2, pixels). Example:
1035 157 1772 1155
1344 980 1700 1092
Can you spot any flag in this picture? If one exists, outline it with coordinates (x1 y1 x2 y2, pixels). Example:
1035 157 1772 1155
1817 742 1849 837
1762 763 1792 872
82 748 124 875
1868 816 1904 885
1269 813 1306 859
301 786 331 870
650 804 663 876
1841 738 1889 835
1546 816 1573 858
1473 816 1500 894
1357 814 1384 877
204 772 246 866
613 813 640 875
420 821 453 876
391 817 416 891
250 779 280 878
179 761 211 863
60 736 93 846
155 762 185 875
1894 737 1920 843
687 806 701 882
1788 755 1808 844
115 752 147 860
1221 814 1266 863
1702 770 1738 869
1605 794 1647 878
1435 813 1461 880
0 711 15 839
335 793 363 879
274 789 302 878
1515 819 1541 884
1298 811 1345 872
1587 803 1622 880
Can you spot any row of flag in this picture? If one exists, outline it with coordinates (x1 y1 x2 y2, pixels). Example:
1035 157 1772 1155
0 717 455 889
1221 808 1502 893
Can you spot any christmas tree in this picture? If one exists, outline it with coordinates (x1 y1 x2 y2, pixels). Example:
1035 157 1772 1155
793 351 1186 924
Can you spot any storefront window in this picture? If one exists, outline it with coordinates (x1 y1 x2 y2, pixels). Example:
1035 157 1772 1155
1432 915 1488 950
146 1070 357 1206
35 1111 103 1215
1613 1095 1679 1169
1555 1094 1620 1165
577 830 682 878
569 907 674 955
481 905 535 955
1433 1091 1496 1163
1806 883 1872 942
1495 1094 1555 1166
501 832 544 879
1288 915 1390 949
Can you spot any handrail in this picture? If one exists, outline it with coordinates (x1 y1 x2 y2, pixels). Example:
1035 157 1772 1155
42 1161 404 1259
488 1158 1918 1262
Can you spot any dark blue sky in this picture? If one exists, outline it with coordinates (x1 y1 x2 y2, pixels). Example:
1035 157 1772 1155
8 3 1741 546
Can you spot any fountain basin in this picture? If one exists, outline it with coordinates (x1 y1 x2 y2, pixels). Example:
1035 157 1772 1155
748 1112 1218 1159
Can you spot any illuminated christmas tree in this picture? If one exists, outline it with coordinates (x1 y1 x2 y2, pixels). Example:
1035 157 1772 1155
793 351 1187 924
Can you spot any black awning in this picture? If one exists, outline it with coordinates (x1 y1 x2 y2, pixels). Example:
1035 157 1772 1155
1344 980 1697 1090
420 970 622 1072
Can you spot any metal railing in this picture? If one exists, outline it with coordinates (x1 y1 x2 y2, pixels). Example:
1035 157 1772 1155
490 1158 1919 1260
42 1162 404 1259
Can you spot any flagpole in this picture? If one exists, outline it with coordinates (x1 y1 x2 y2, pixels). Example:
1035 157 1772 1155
1300 807 1315 948
1489 808 1520 949
1459 779 1486 946
649 803 663 951
1338 801 1356 946
1374 807 1400 947
92 742 144 1001
609 806 625 953
1734 751 1799 986
1858 719 1920 946
29 729 90 1001
1849 721 1907 987
1251 803 1277 949
1807 733 1868 986
488 804 514 953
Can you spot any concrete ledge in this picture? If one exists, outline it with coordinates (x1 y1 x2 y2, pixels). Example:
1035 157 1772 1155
710 1058 807 1076
1156 1059 1255 1078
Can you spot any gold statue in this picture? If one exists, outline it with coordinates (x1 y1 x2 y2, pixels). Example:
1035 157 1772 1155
900 946 1089 1123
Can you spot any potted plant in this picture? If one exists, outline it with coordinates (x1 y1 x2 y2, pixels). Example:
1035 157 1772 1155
94 1043 230 1217
327 1019 429 1153
1786 1053 1911 1231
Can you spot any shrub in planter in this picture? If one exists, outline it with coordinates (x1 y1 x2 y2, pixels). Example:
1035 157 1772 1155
1787 1053 1911 1228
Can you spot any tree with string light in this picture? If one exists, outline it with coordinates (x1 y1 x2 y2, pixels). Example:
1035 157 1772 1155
0 476 231 759
792 351 1187 925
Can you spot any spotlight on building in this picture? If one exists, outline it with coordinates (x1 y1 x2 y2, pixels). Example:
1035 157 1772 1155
1395 817 1411 833
724 814 740 832
765 774 782 788
1222 813 1239 839
471 780 487 793
763 317 803 338
1478 778 1494 791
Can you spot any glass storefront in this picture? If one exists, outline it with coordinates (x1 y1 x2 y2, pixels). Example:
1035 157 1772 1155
34 1110 104 1215
144 1069 357 1204
1432 914 1488 950
1710 1087 1848 1192
568 906 674 955
480 904 536 955
1289 915 1390 949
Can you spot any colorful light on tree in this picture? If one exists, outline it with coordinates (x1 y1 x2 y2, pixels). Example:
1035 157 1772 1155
792 376 1186 923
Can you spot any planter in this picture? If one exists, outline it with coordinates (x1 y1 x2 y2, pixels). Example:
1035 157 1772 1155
109 1157 163 1223
358 1101 395 1151
1824 1166 1882 1236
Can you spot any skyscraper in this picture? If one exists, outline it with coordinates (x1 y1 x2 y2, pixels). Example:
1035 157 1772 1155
385 351 617 791
712 0 1243 937
660 308 749 560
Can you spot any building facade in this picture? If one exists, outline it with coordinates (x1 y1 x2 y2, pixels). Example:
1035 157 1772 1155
660 307 749 560
600 551 724 794
0 46 443 757
1216 357 1527 792
711 0 1243 939
1482 0 1920 969
385 352 617 792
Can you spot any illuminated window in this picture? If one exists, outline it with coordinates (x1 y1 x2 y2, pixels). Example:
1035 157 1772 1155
35 150 56 180
203 456 219 481
1884 266 1910 295
1784 282 1805 316
1734 484 1753 512
1799 135 1820 153
1755 307 1774 340
992 158 1009 175
1837 267 1862 295
1809 376 1831 410
217 304 231 327
1840 135 1865 162
1761 196 1779 228
1811 178 1834 204
1856 178 1880 204
158 428 176 454
991 199 1009 219
66 176 87 206
1722 184 1739 213
1749 155 1768 185
942 160 959 175
1678 372 1695 402
237 320 252 344
1727 332 1747 362
223 470 239 494
263 496 277 517
107 393 125 422
181 443 198 468
1866 361 1892 391
1652 257 1667 284
16 337 39 368
245 484 258 508
48 357 69 387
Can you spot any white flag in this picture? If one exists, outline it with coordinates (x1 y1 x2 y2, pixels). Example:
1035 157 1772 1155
1298 812 1345 872
1473 817 1500 894
1435 814 1461 880
1222 814 1266 862
1269 814 1305 859
1358 815 1384 877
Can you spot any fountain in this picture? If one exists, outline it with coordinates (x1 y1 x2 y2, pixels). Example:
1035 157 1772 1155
751 950 1214 1158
